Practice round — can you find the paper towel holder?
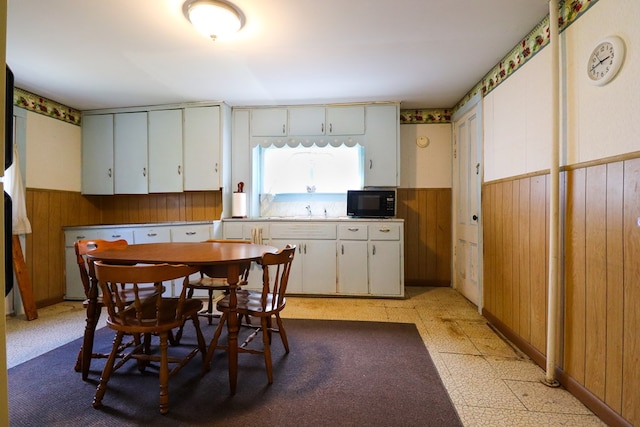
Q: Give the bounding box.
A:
[232,181,247,218]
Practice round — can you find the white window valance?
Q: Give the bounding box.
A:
[251,135,365,149]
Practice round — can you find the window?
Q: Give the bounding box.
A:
[260,144,363,195]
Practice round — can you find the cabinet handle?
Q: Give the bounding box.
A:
[186,231,196,236]
[111,234,121,238]
[143,167,147,177]
[147,232,157,237]
[329,123,333,133]
[321,123,324,133]
[215,163,218,173]
[379,227,390,233]
[369,159,373,169]
[347,227,359,232]
[178,165,181,175]
[76,235,86,240]
[341,244,344,255]
[282,124,286,134]
[372,245,376,255]
[108,168,112,178]
[304,244,307,254]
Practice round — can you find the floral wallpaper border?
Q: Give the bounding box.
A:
[401,0,600,124]
[13,87,81,126]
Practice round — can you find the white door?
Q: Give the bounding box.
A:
[452,98,483,308]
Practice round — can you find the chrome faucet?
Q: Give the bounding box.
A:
[306,205,312,216]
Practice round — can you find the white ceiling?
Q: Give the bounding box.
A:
[6,0,550,111]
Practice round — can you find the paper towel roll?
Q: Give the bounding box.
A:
[232,193,247,218]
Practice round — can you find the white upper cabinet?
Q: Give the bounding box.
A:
[183,105,222,191]
[287,105,365,136]
[288,107,326,136]
[148,109,183,193]
[82,114,114,195]
[364,104,399,187]
[251,108,287,136]
[114,112,148,194]
[326,105,364,135]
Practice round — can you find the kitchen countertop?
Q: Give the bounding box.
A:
[222,217,403,222]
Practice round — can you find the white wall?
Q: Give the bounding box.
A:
[484,0,639,181]
[25,111,81,191]
[399,123,452,188]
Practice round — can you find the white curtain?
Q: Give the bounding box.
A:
[4,143,31,235]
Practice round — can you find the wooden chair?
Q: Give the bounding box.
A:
[203,245,295,385]
[184,239,252,324]
[74,239,160,380]
[92,261,206,415]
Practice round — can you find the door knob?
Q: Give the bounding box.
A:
[472,215,478,221]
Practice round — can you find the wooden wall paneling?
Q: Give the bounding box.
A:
[622,158,640,425]
[528,175,547,354]
[564,168,586,383]
[510,179,521,334]
[482,183,494,314]
[518,178,531,341]
[494,183,504,321]
[502,180,514,330]
[584,165,607,399]
[397,189,418,282]
[436,189,452,283]
[47,191,64,302]
[425,190,437,280]
[605,161,624,413]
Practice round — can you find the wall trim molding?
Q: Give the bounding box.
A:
[13,87,81,126]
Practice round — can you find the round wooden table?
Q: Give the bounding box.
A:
[87,241,277,394]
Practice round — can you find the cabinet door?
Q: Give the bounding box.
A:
[364,104,399,187]
[288,107,325,136]
[183,106,221,191]
[148,109,183,193]
[338,241,368,294]
[301,240,337,294]
[326,105,364,135]
[114,112,148,194]
[368,240,402,296]
[81,114,114,195]
[251,108,287,136]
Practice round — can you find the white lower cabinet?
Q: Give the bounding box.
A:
[223,219,403,297]
[368,223,402,296]
[337,224,368,295]
[271,239,336,294]
[64,222,214,300]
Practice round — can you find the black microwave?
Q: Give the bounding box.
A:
[346,190,396,218]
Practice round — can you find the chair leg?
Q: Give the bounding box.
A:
[93,331,124,409]
[202,311,227,374]
[261,317,274,384]
[207,290,214,325]
[78,306,102,380]
[158,332,170,415]
[275,314,290,353]
[191,313,207,360]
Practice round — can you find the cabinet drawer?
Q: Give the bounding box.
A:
[368,224,400,240]
[337,224,368,240]
[170,224,211,242]
[98,228,134,242]
[64,229,101,247]
[270,223,336,239]
[133,227,171,243]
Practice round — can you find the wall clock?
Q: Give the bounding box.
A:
[416,136,429,148]
[587,36,625,86]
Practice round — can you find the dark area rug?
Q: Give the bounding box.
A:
[8,319,462,426]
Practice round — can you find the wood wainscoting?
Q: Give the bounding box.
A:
[396,188,451,287]
[482,157,640,427]
[22,189,222,307]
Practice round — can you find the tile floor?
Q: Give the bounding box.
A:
[5,287,607,426]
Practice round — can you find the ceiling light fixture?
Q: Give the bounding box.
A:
[182,0,245,41]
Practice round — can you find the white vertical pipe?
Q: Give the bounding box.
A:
[545,0,561,387]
